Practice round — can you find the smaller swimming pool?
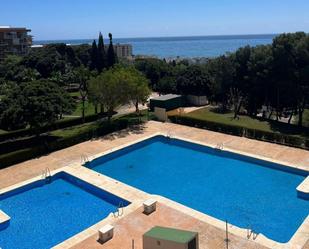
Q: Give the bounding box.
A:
[0,172,130,249]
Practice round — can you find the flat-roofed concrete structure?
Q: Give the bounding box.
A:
[143,226,198,249]
[0,26,32,61]
[149,94,183,111]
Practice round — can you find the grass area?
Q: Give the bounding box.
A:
[0,129,8,134]
[184,107,308,138]
[51,109,151,138]
[51,121,98,138]
[69,91,81,97]
[68,91,95,117]
[0,110,153,168]
[71,101,95,116]
[294,109,309,128]
[185,107,273,132]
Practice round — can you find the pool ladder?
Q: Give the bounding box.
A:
[42,167,52,183]
[247,226,258,240]
[166,131,174,139]
[111,201,124,218]
[80,154,89,165]
[216,142,224,151]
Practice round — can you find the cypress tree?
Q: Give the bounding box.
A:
[90,40,98,71]
[107,33,117,68]
[97,32,106,72]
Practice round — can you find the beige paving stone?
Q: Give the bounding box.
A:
[1,121,308,249]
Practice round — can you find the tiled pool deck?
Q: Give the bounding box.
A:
[0,121,308,249]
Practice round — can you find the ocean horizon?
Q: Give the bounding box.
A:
[33,34,277,58]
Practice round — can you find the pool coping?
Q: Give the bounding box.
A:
[0,132,308,249]
[79,132,309,249]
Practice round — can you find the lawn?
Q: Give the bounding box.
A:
[294,109,309,128]
[69,91,95,117]
[52,109,152,138]
[1,110,153,168]
[71,101,95,117]
[0,129,8,134]
[185,107,273,132]
[184,107,309,138]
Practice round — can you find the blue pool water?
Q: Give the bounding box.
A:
[88,136,309,243]
[0,172,129,249]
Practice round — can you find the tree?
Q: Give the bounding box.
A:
[272,32,309,125]
[90,40,98,71]
[88,66,150,119]
[246,45,273,116]
[176,65,211,96]
[97,32,106,72]
[107,33,117,68]
[126,67,151,113]
[0,81,75,131]
[134,58,171,88]
[208,55,236,111]
[88,66,130,120]
[74,66,91,122]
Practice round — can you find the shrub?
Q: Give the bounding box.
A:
[0,113,103,142]
[0,118,129,169]
[170,115,309,150]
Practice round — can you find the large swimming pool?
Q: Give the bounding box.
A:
[88,135,309,243]
[0,172,129,249]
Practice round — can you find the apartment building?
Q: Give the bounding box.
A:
[105,43,132,58]
[0,26,32,61]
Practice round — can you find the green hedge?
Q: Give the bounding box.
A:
[0,119,129,169]
[169,115,309,150]
[0,113,107,142]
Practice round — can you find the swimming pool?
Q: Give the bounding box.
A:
[0,172,129,249]
[88,135,309,243]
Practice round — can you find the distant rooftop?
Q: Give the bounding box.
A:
[0,26,31,32]
[151,94,182,101]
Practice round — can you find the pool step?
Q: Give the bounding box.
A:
[0,210,10,231]
[297,176,309,200]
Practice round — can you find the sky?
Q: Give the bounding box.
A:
[1,0,309,41]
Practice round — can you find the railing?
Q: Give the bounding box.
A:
[111,201,124,218]
[42,167,52,183]
[247,226,258,240]
[216,142,224,151]
[166,130,174,139]
[80,155,89,165]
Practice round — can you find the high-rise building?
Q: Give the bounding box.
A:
[0,26,32,61]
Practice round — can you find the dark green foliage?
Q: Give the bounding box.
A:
[135,32,309,127]
[107,33,117,68]
[0,113,102,142]
[90,40,98,71]
[97,32,106,72]
[0,112,149,168]
[176,65,211,96]
[0,81,75,131]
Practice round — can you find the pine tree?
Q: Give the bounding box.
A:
[107,33,117,68]
[97,32,106,72]
[90,40,98,71]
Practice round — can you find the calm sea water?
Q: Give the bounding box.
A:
[34,34,276,58]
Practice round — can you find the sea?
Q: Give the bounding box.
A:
[33,34,276,58]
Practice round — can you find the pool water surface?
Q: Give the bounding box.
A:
[88,136,309,243]
[0,172,129,249]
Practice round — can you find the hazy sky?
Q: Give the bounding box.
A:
[1,0,309,40]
